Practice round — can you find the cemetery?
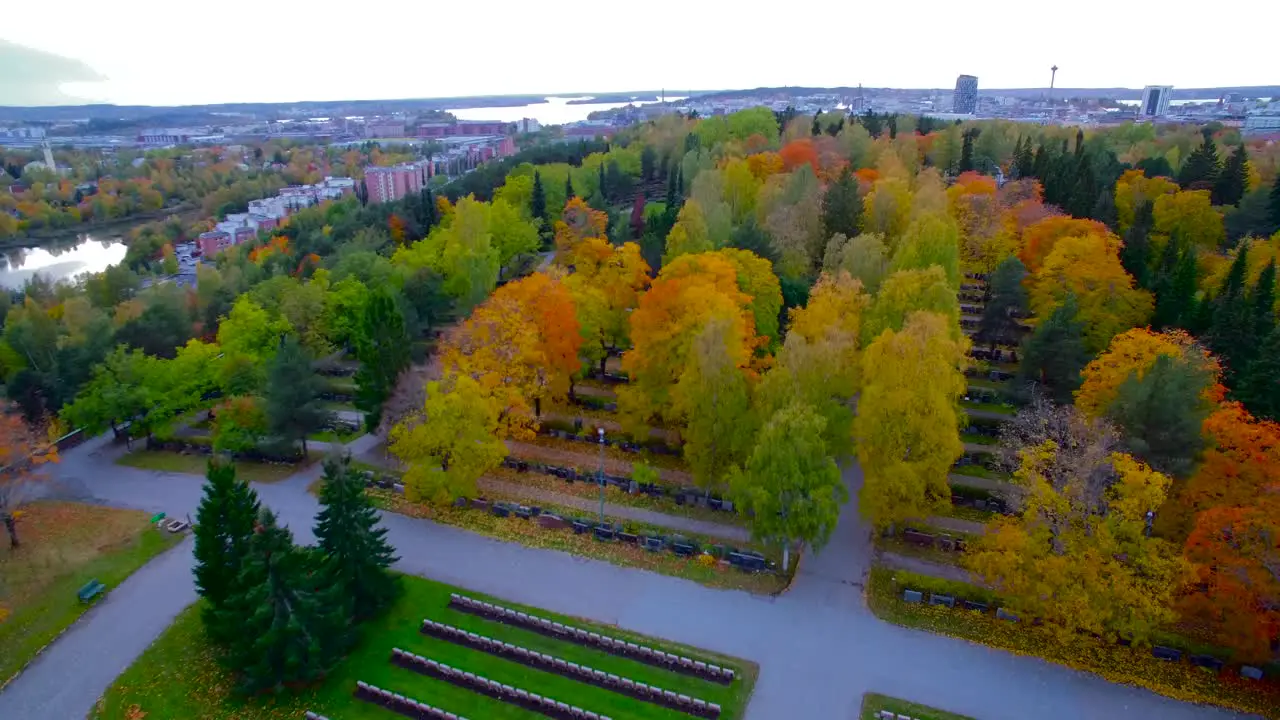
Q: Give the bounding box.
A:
[859,692,973,720]
[91,575,756,720]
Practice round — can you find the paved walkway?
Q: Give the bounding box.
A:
[476,475,751,543]
[0,434,1249,720]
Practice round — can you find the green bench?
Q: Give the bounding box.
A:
[77,579,106,603]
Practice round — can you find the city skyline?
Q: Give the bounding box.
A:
[3,0,1279,106]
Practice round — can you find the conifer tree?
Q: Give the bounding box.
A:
[978,256,1029,352]
[1270,178,1280,233]
[1237,325,1280,420]
[264,335,329,456]
[1018,294,1089,404]
[354,289,411,431]
[1121,201,1155,288]
[314,455,400,622]
[1251,259,1276,342]
[1207,244,1253,384]
[1152,240,1198,331]
[958,129,977,173]
[1032,143,1049,180]
[811,111,822,137]
[421,189,438,229]
[1178,129,1221,190]
[821,166,862,238]
[193,460,261,644]
[597,163,607,203]
[530,170,547,224]
[220,509,351,694]
[565,175,575,204]
[1011,137,1024,176]
[1213,144,1249,207]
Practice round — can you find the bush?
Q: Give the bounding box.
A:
[949,483,995,503]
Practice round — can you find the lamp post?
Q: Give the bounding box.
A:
[596,427,606,525]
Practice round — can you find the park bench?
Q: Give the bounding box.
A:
[78,579,106,603]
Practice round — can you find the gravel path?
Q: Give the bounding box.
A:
[505,439,694,484]
[0,433,1249,720]
[476,475,751,542]
[878,551,976,584]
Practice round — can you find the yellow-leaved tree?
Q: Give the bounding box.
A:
[855,311,967,529]
[965,443,1188,644]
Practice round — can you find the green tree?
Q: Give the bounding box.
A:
[565,175,575,205]
[389,373,507,504]
[811,111,822,137]
[1121,200,1154,288]
[1178,129,1220,190]
[1019,294,1090,404]
[193,460,261,645]
[1250,259,1276,344]
[958,128,978,173]
[888,214,962,289]
[218,508,351,694]
[1151,239,1199,331]
[821,166,862,239]
[1105,354,1215,477]
[1206,244,1252,384]
[1237,325,1280,420]
[977,256,1028,351]
[530,170,548,228]
[1213,144,1248,207]
[640,145,657,181]
[314,455,400,622]
[730,402,847,571]
[264,335,329,456]
[675,315,755,490]
[353,289,411,431]
[1270,178,1280,233]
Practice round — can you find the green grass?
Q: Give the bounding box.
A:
[876,534,966,567]
[92,574,757,720]
[948,463,1010,482]
[1,504,181,685]
[307,428,363,445]
[959,432,998,446]
[116,450,318,484]
[959,400,1016,417]
[941,503,997,524]
[860,692,974,720]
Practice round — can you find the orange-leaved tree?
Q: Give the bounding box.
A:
[564,238,651,375]
[1018,216,1112,274]
[1029,232,1153,353]
[554,197,607,260]
[1075,328,1223,419]
[1,408,59,549]
[1114,169,1177,236]
[1177,489,1280,662]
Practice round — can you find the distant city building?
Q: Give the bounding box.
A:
[953,75,978,114]
[365,121,405,139]
[1140,86,1174,117]
[197,230,232,257]
[365,162,428,204]
[416,121,509,138]
[1244,113,1280,136]
[137,129,193,145]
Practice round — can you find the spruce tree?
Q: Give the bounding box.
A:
[1010,137,1024,176]
[958,129,977,173]
[353,289,411,432]
[1107,354,1213,477]
[1270,178,1280,233]
[1018,294,1089,404]
[597,163,607,203]
[1251,259,1276,342]
[530,170,547,224]
[1032,144,1049,181]
[1213,144,1249,207]
[1121,201,1155,288]
[220,509,351,694]
[193,460,261,644]
[565,175,575,203]
[1237,325,1280,420]
[357,179,368,206]
[314,455,400,622]
[821,166,862,238]
[421,189,438,230]
[1207,244,1253,384]
[1178,129,1221,190]
[1067,153,1096,218]
[811,111,822,137]
[1152,239,1198,330]
[264,335,328,456]
[978,256,1029,352]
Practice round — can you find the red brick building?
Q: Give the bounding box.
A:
[417,121,510,138]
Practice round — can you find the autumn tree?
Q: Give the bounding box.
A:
[675,314,756,490]
[555,196,608,259]
[564,239,650,374]
[823,232,888,294]
[862,266,959,345]
[1018,216,1111,274]
[730,402,847,571]
[855,312,967,529]
[965,444,1187,644]
[663,199,713,263]
[888,213,962,289]
[0,410,57,548]
[389,373,506,504]
[977,256,1028,351]
[1029,232,1153,353]
[1177,490,1280,661]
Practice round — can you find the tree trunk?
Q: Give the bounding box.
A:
[599,355,607,377]
[301,436,308,457]
[4,515,19,549]
[782,543,790,573]
[534,397,542,418]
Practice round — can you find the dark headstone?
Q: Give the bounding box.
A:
[618,532,639,544]
[1190,655,1223,672]
[929,594,955,608]
[537,514,569,530]
[471,498,490,511]
[1151,646,1182,662]
[962,600,988,612]
[491,503,510,518]
[903,529,935,546]
[514,506,532,520]
[1241,666,1264,680]
[453,497,470,508]
[571,520,589,534]
[996,608,1018,622]
[593,527,615,542]
[903,590,923,603]
[672,542,696,557]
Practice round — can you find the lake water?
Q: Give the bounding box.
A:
[449,95,685,126]
[0,235,127,290]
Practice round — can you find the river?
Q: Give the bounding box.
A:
[449,95,685,126]
[0,234,126,290]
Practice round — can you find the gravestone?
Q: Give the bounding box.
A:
[1189,655,1223,672]
[903,529,935,546]
[1241,666,1264,680]
[672,542,696,557]
[571,520,590,534]
[903,590,923,603]
[537,514,569,530]
[471,498,490,511]
[1151,646,1181,662]
[618,532,639,544]
[491,503,510,518]
[593,526,615,542]
[453,497,469,508]
[996,608,1018,622]
[514,506,533,520]
[937,535,956,551]
[929,594,955,608]
[962,600,988,612]
[720,500,734,512]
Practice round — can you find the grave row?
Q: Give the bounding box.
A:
[303,713,331,720]
[875,711,921,720]
[353,680,467,720]
[499,457,733,511]
[900,528,968,553]
[449,593,735,684]
[458,497,773,574]
[900,586,1270,681]
[388,648,610,720]
[419,619,720,719]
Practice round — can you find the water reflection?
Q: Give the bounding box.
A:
[0,235,126,290]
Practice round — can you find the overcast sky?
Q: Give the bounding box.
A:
[4,0,1278,107]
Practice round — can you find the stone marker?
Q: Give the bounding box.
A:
[903,589,923,603]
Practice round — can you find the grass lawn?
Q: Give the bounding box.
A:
[116,449,320,484]
[860,692,973,720]
[876,534,967,567]
[959,432,998,446]
[0,502,181,685]
[866,566,1280,718]
[940,503,996,524]
[92,574,756,720]
[307,428,363,445]
[948,462,1010,482]
[959,400,1016,417]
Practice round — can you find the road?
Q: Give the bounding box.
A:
[0,434,1250,720]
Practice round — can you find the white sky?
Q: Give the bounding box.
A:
[5,0,1278,106]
